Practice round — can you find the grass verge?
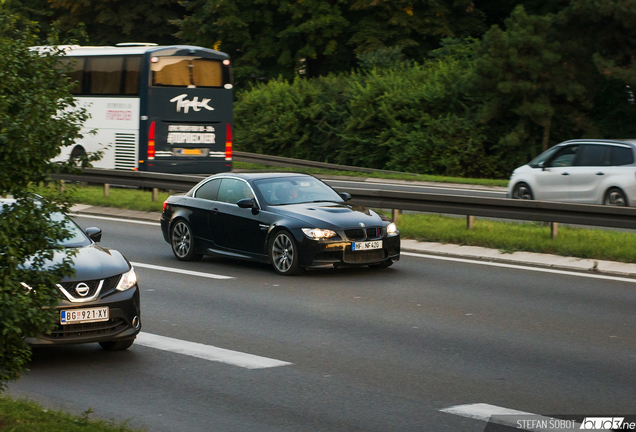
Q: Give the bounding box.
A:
[396,213,636,263]
[37,183,635,264]
[36,184,170,213]
[0,396,141,431]
[233,162,509,187]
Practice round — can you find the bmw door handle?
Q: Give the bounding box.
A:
[210,208,219,214]
[561,172,570,176]
[596,172,605,175]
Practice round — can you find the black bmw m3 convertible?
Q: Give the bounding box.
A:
[161,173,400,275]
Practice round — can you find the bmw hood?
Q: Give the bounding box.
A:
[41,244,131,283]
[272,202,386,229]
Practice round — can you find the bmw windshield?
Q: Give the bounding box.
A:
[254,177,343,205]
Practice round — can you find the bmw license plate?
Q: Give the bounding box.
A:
[352,240,382,251]
[60,307,109,325]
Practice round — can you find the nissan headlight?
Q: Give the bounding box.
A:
[302,228,337,240]
[387,223,398,236]
[116,267,137,291]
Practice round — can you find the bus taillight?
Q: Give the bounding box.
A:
[148,121,156,160]
[225,123,233,161]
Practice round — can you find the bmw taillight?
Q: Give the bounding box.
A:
[162,200,169,212]
[225,123,232,161]
[148,121,156,160]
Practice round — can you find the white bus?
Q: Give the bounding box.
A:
[54,43,234,174]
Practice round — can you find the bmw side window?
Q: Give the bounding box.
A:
[575,145,611,167]
[548,145,579,167]
[217,179,254,204]
[195,179,221,201]
[612,147,634,166]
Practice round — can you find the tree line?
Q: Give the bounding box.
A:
[5,0,636,176]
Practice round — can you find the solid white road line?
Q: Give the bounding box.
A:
[402,251,636,283]
[136,332,292,369]
[131,262,234,280]
[440,403,585,431]
[72,213,161,226]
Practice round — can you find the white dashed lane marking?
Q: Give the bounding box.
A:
[136,332,292,369]
[131,262,234,280]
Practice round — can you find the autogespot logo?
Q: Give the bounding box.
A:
[580,417,633,429]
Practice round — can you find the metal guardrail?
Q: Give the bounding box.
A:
[234,151,415,176]
[50,168,636,231]
[51,168,206,192]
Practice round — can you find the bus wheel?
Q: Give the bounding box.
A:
[70,146,86,166]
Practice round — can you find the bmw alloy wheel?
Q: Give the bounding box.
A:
[270,231,302,275]
[171,220,201,261]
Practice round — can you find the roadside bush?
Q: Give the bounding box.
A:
[234,52,501,177]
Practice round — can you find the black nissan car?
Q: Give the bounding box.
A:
[161,173,400,275]
[1,199,141,350]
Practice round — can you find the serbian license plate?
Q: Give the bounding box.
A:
[60,307,109,325]
[352,240,382,251]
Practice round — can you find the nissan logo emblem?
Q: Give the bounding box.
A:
[75,283,90,297]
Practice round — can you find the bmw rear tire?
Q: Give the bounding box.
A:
[171,220,202,261]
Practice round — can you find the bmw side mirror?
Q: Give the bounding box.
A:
[538,161,547,171]
[86,227,102,243]
[237,198,256,209]
[339,192,352,201]
[237,198,260,215]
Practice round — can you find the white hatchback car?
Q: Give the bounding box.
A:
[508,139,636,206]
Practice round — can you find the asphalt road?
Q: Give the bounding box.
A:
[8,215,635,432]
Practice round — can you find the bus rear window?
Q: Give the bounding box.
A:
[151,57,224,88]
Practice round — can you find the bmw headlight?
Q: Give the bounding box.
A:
[387,223,398,236]
[116,267,137,291]
[302,228,337,240]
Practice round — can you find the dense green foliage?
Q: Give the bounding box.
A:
[224,1,636,178]
[5,0,636,178]
[0,15,87,391]
[235,49,499,177]
[4,0,183,45]
[177,0,486,81]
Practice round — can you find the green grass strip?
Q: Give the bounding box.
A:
[0,396,141,431]
[36,184,170,213]
[396,213,636,263]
